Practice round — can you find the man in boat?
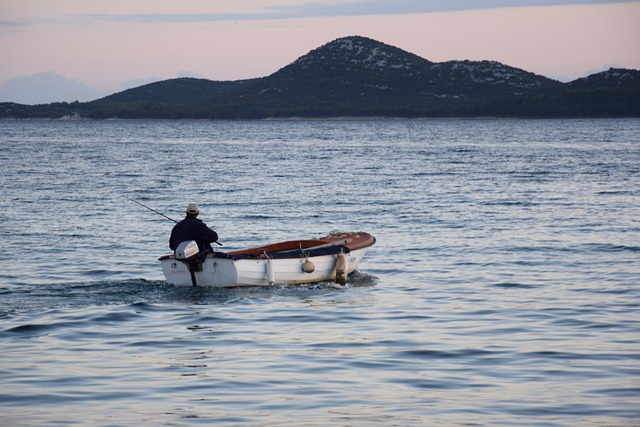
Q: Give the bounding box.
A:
[169,203,219,255]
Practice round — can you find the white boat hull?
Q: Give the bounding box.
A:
[160,248,369,287]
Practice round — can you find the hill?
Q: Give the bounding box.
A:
[88,78,257,119]
[1,36,639,119]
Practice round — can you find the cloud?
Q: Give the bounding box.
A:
[0,19,29,27]
[84,0,636,24]
[87,13,265,24]
[269,0,638,18]
[6,0,634,27]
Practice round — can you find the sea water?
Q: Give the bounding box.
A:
[1,118,639,426]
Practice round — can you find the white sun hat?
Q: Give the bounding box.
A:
[186,203,200,214]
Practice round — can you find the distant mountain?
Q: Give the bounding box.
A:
[0,72,105,105]
[1,36,638,118]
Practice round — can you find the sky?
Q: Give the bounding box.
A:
[1,0,640,95]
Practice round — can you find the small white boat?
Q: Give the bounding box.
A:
[159,232,376,287]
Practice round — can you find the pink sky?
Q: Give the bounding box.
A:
[1,1,639,92]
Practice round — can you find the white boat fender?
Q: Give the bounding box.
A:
[266,258,275,284]
[335,252,349,285]
[302,259,315,274]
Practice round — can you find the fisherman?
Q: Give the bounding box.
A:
[169,203,219,255]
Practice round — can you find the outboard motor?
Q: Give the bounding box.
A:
[175,240,202,286]
[175,240,200,261]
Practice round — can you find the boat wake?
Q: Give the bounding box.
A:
[1,271,377,316]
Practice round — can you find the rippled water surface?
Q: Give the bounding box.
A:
[1,119,639,426]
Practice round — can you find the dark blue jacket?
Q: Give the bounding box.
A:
[169,215,219,253]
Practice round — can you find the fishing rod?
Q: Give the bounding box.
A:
[123,195,178,223]
[123,196,223,246]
